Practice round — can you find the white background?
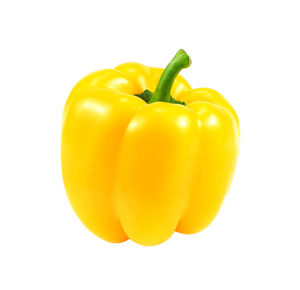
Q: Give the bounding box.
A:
[1,0,299,289]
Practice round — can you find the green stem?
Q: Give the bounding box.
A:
[148,49,191,104]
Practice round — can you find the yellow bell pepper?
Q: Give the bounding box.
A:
[61,49,239,246]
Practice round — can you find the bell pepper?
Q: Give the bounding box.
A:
[61,49,239,246]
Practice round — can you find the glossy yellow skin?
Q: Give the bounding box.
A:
[61,62,240,246]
